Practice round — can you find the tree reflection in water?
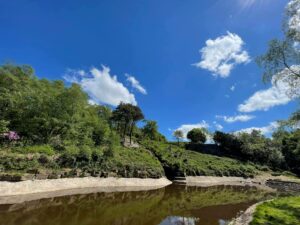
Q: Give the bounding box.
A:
[0,185,276,225]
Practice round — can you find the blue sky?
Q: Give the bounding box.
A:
[0,0,298,139]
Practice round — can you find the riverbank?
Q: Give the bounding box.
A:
[230,196,300,225]
[0,177,171,204]
[229,202,262,225]
[185,174,300,190]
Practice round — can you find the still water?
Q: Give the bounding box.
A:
[0,185,276,225]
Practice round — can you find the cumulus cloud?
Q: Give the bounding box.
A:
[230,85,236,91]
[216,114,255,123]
[238,66,300,113]
[125,74,147,95]
[194,32,250,78]
[176,121,210,138]
[234,122,279,136]
[64,66,137,106]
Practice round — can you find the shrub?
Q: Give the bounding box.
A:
[76,145,92,162]
[58,145,79,167]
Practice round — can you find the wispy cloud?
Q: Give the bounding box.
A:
[125,74,147,95]
[216,114,255,123]
[64,66,137,106]
[193,32,250,78]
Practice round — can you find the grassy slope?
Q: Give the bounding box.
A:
[251,196,300,225]
[0,140,260,179]
[141,140,258,177]
[0,146,165,178]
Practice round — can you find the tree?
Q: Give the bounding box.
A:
[213,131,242,157]
[111,103,144,144]
[173,130,184,145]
[282,129,300,174]
[187,128,206,144]
[0,64,110,147]
[142,120,158,139]
[257,0,300,128]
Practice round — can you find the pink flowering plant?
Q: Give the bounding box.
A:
[3,131,20,141]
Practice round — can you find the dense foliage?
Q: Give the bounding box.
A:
[187,128,207,144]
[0,64,166,179]
[213,130,288,170]
[142,140,257,178]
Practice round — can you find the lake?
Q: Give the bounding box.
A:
[0,184,277,225]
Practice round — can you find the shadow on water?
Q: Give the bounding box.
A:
[0,185,278,225]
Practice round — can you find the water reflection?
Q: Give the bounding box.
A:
[0,185,276,225]
[160,216,200,225]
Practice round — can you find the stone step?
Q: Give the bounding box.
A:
[173,180,187,184]
[173,177,186,180]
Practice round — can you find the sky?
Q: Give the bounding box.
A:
[0,0,298,140]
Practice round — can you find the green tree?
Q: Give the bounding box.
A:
[0,64,110,147]
[257,0,300,86]
[173,130,184,145]
[187,128,207,144]
[142,120,159,140]
[111,103,144,144]
[282,129,300,174]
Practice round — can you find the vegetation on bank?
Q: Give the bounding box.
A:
[251,196,300,225]
[142,140,257,178]
[0,63,299,180]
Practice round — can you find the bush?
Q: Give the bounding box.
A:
[58,145,79,167]
[76,145,92,162]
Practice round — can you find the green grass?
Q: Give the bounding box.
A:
[102,146,164,178]
[141,140,258,177]
[0,145,164,178]
[251,196,300,225]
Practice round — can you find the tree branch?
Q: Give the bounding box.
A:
[281,49,300,78]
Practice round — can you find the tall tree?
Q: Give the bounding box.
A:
[111,103,144,144]
[173,130,184,145]
[142,120,159,140]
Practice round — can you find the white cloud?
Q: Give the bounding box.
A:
[213,121,223,130]
[125,74,147,95]
[216,114,255,123]
[234,122,279,136]
[230,85,236,91]
[288,0,300,34]
[238,66,300,113]
[64,66,137,106]
[194,32,250,78]
[88,99,97,105]
[176,121,210,138]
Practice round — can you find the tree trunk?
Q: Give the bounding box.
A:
[129,123,134,144]
[123,123,127,142]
